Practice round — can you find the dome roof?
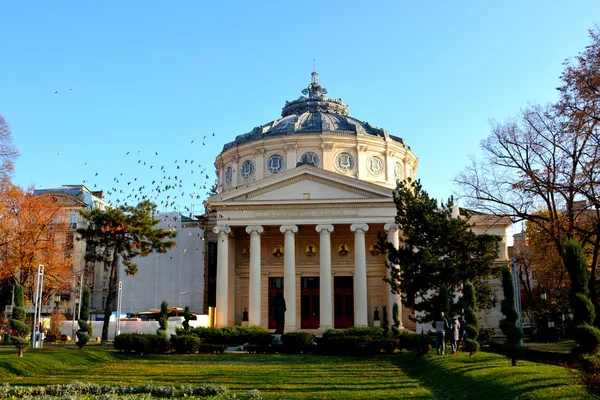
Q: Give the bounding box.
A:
[222,72,406,151]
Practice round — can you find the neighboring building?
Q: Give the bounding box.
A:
[204,71,512,333]
[119,212,204,315]
[32,184,111,317]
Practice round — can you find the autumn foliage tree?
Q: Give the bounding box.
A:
[0,180,73,298]
[77,200,177,345]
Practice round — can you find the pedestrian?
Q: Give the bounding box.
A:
[434,312,449,355]
[451,317,460,354]
[458,316,467,346]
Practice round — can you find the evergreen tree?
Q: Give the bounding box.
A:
[10,283,30,357]
[76,287,91,348]
[463,281,479,356]
[438,284,450,317]
[77,200,177,345]
[499,266,523,365]
[385,180,500,323]
[157,300,168,337]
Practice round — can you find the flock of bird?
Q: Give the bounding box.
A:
[79,133,219,218]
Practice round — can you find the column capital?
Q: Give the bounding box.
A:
[316,224,334,234]
[350,223,369,233]
[280,225,299,234]
[384,223,400,233]
[213,226,231,235]
[245,225,264,234]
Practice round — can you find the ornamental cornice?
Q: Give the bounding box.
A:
[212,201,394,212]
[283,144,298,152]
[321,143,335,150]
[232,173,388,201]
[230,154,240,163]
[252,148,265,156]
[357,144,369,152]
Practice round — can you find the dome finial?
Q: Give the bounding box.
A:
[302,62,327,99]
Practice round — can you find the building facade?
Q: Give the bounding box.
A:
[204,72,511,333]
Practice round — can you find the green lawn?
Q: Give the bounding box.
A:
[0,346,592,399]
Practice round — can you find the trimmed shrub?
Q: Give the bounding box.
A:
[376,337,400,353]
[157,300,168,338]
[477,327,495,347]
[186,326,270,345]
[341,326,383,338]
[392,303,401,335]
[10,283,29,357]
[381,306,389,336]
[183,306,191,331]
[113,333,169,355]
[170,334,202,354]
[573,324,600,355]
[77,287,91,349]
[463,280,480,356]
[281,332,315,353]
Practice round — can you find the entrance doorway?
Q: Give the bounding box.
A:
[334,276,354,328]
[268,277,284,330]
[301,277,320,329]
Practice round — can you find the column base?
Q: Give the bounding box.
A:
[373,320,381,327]
[284,324,297,333]
[241,321,249,327]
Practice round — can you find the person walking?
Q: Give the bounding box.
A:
[435,312,449,355]
[450,317,460,354]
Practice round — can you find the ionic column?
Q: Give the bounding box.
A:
[245,225,264,326]
[384,223,403,329]
[350,223,369,327]
[213,226,231,327]
[316,224,334,331]
[280,225,298,332]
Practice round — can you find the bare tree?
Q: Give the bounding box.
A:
[456,29,600,324]
[0,116,19,178]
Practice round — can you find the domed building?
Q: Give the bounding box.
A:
[204,72,509,333]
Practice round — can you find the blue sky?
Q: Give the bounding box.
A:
[1,1,598,219]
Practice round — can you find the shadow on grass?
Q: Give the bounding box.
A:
[392,351,589,400]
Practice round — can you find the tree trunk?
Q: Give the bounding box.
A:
[101,252,119,345]
[18,348,23,357]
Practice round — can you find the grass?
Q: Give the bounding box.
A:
[0,346,592,399]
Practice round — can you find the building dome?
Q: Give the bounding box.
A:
[215,72,418,192]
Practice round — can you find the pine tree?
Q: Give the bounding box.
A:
[77,200,176,345]
[10,283,30,357]
[385,179,500,323]
[76,287,91,348]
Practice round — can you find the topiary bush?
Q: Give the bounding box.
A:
[499,265,523,366]
[183,306,191,331]
[573,324,600,355]
[381,306,389,336]
[157,300,168,338]
[76,287,91,349]
[392,303,401,335]
[462,280,480,356]
[10,283,30,357]
[170,334,202,354]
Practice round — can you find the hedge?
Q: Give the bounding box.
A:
[113,333,170,355]
[184,326,270,345]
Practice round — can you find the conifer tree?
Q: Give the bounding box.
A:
[385,179,500,323]
[565,239,600,355]
[10,283,30,357]
[392,303,400,334]
[77,200,176,345]
[76,287,91,348]
[499,266,523,365]
[463,281,479,355]
[381,306,389,336]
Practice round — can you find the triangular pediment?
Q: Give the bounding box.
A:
[209,165,394,204]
